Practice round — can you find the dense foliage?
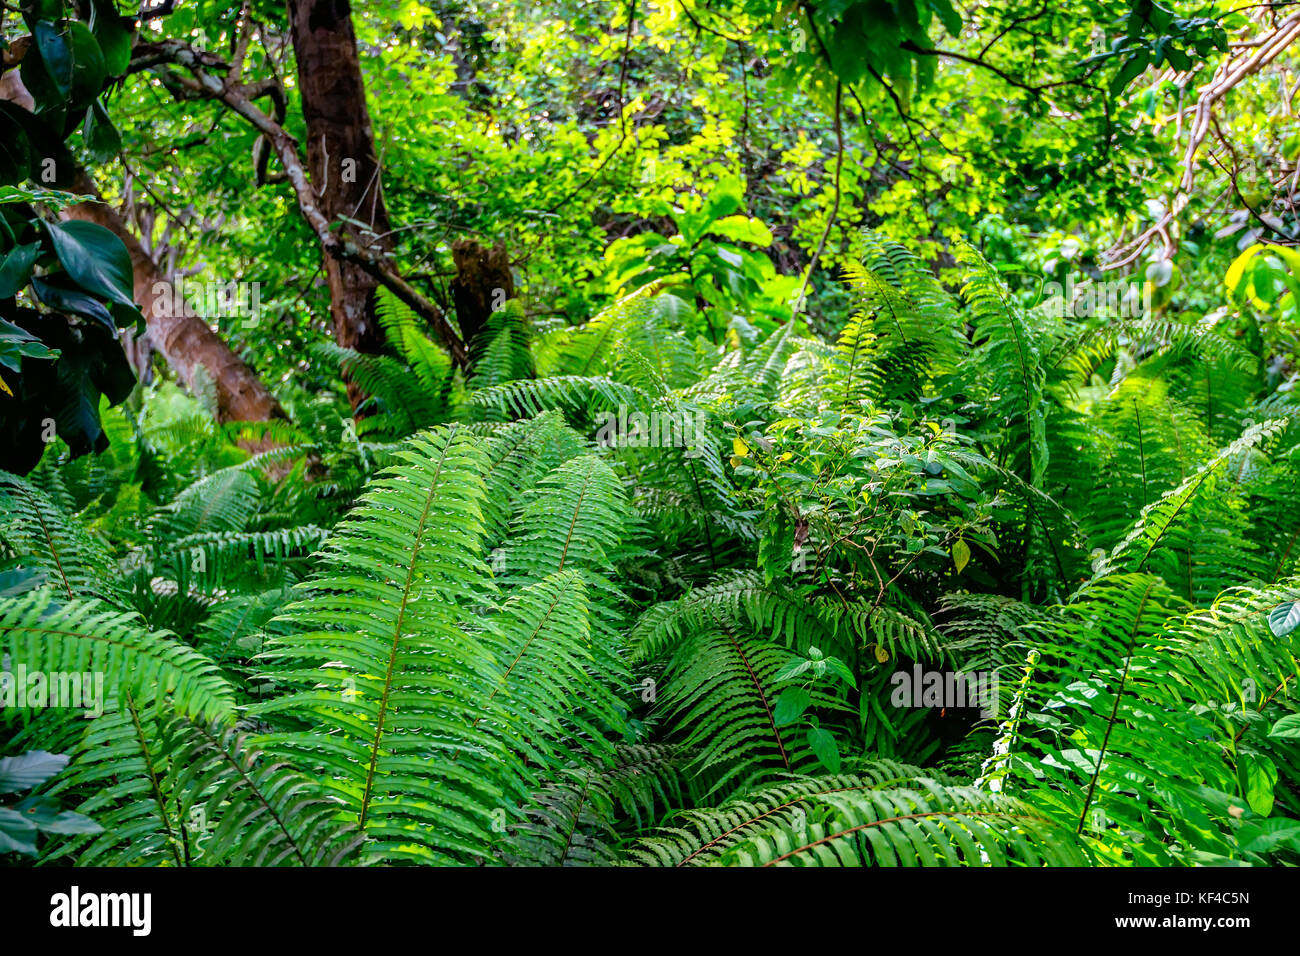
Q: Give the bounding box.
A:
[2,0,1299,867]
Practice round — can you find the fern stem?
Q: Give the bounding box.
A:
[556,771,596,865]
[556,465,596,573]
[19,482,73,599]
[686,457,717,571]
[480,587,566,713]
[1075,577,1156,835]
[125,692,186,868]
[189,721,312,867]
[717,616,788,770]
[678,783,892,866]
[1269,523,1300,584]
[358,427,456,830]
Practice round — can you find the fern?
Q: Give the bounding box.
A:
[0,471,123,602]
[631,763,1087,866]
[0,590,233,722]
[45,705,362,866]
[253,427,632,863]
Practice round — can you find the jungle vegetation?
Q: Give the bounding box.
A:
[1,0,1300,868]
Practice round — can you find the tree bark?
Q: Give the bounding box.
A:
[451,239,515,352]
[287,0,394,411]
[130,35,469,374]
[62,166,287,425]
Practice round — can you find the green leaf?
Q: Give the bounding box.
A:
[31,276,117,332]
[1109,49,1150,98]
[30,318,135,456]
[702,175,745,223]
[2,103,77,187]
[773,656,812,682]
[19,19,106,113]
[31,20,75,100]
[773,687,812,726]
[0,807,38,855]
[81,100,121,163]
[707,215,774,247]
[90,0,133,75]
[952,538,970,574]
[807,725,841,774]
[1268,601,1300,638]
[11,796,103,835]
[0,317,56,372]
[1237,818,1300,855]
[39,21,108,109]
[0,242,40,298]
[824,655,858,689]
[1267,714,1300,740]
[928,0,963,37]
[0,750,69,793]
[1237,751,1277,817]
[44,219,136,307]
[0,104,32,186]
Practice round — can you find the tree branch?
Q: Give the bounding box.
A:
[134,39,469,367]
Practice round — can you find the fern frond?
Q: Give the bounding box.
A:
[468,375,651,420]
[252,427,507,863]
[1089,418,1288,589]
[0,590,233,722]
[0,471,122,602]
[630,762,1085,866]
[254,428,632,864]
[45,705,362,866]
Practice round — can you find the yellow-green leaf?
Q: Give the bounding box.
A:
[952,539,970,575]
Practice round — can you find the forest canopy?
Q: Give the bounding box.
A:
[1,0,1299,870]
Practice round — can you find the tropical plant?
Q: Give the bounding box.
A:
[4,226,1298,868]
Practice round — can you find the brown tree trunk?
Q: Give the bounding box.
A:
[451,239,515,352]
[287,0,393,411]
[63,167,287,425]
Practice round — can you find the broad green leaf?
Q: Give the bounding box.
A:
[1268,601,1300,638]
[773,657,811,682]
[32,276,117,332]
[1267,714,1300,739]
[0,807,38,855]
[952,538,970,574]
[44,220,136,307]
[0,750,69,794]
[1237,751,1277,817]
[90,0,134,75]
[773,687,812,726]
[807,725,841,774]
[0,243,40,298]
[0,318,56,372]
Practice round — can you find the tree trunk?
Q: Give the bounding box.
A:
[287,0,394,411]
[63,167,287,425]
[451,239,515,353]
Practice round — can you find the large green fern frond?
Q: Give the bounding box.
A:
[0,590,233,722]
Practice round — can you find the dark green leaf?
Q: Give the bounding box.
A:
[44,219,136,307]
